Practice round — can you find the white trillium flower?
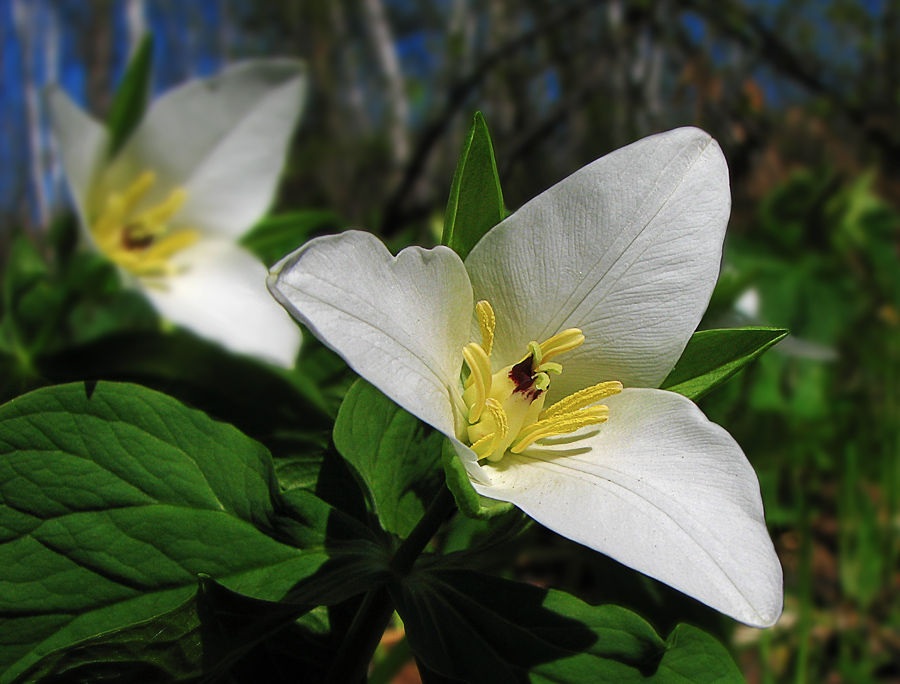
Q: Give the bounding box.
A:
[48,60,305,367]
[268,127,784,627]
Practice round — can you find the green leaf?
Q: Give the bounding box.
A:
[392,569,745,684]
[240,210,346,266]
[0,381,381,683]
[106,34,154,158]
[0,236,57,393]
[442,112,505,260]
[333,380,445,537]
[11,575,336,684]
[660,327,788,400]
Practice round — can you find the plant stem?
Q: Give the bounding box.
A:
[326,484,457,683]
[325,586,395,684]
[390,484,456,575]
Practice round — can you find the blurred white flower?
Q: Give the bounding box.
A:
[268,127,783,627]
[49,60,306,367]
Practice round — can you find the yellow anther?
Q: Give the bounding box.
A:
[539,328,585,362]
[510,406,610,454]
[476,300,495,356]
[89,171,193,278]
[470,432,497,459]
[461,301,621,463]
[482,398,509,461]
[142,230,200,263]
[134,188,187,227]
[120,171,156,213]
[468,397,510,460]
[462,343,492,423]
[541,380,623,420]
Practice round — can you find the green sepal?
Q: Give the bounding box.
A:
[442,112,505,260]
[441,438,512,519]
[660,327,788,400]
[106,34,154,158]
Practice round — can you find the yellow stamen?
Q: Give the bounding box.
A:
[470,432,496,459]
[470,398,509,460]
[459,301,621,463]
[476,300,495,356]
[462,343,492,423]
[142,230,199,262]
[89,172,193,279]
[511,406,610,454]
[134,188,187,228]
[528,341,543,366]
[539,328,585,362]
[541,380,623,420]
[119,171,156,214]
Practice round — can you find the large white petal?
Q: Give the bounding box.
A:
[100,60,307,239]
[465,127,730,399]
[268,230,473,439]
[144,240,301,367]
[473,388,783,627]
[46,87,108,228]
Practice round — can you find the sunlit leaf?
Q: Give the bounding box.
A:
[333,380,445,537]
[0,381,380,683]
[442,112,505,260]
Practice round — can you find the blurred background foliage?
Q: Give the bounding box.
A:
[2,0,900,682]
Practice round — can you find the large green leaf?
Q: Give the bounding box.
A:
[10,569,385,684]
[0,382,381,683]
[333,380,445,538]
[660,327,788,400]
[106,34,154,158]
[442,112,505,260]
[392,569,744,684]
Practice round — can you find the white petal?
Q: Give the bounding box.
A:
[46,87,108,226]
[268,230,473,439]
[473,388,783,627]
[144,240,301,367]
[465,127,731,399]
[100,60,307,239]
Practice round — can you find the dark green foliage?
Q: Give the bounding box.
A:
[392,569,745,684]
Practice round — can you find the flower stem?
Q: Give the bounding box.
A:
[326,484,456,683]
[390,484,456,575]
[325,586,394,684]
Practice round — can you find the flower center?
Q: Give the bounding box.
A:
[90,171,199,279]
[461,300,623,462]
